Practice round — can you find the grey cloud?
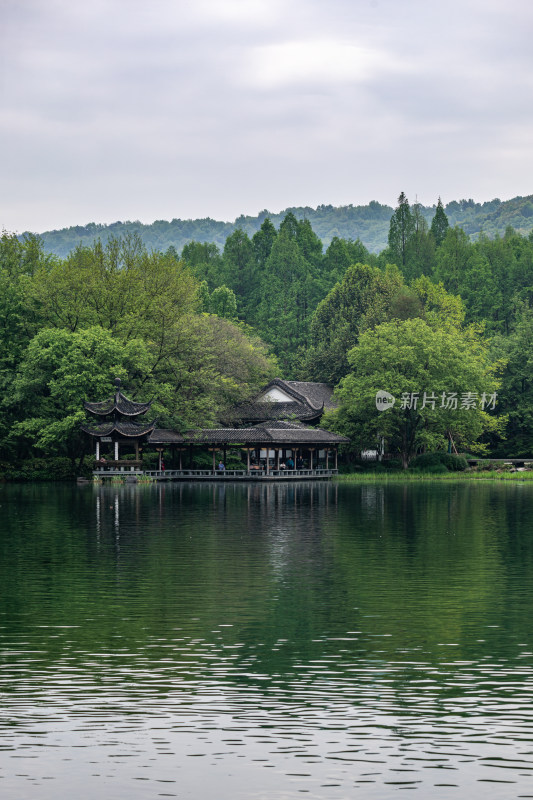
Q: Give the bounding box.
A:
[2,0,533,232]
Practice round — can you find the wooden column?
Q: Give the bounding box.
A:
[96,440,100,461]
[246,448,251,470]
[334,448,338,470]
[326,448,329,470]
[275,448,280,470]
[309,448,314,470]
[179,449,183,470]
[212,448,216,473]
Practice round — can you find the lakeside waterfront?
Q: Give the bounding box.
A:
[3,467,533,484]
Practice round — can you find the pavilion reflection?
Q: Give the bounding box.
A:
[90,480,340,552]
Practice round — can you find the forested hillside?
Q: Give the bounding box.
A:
[23,194,533,258]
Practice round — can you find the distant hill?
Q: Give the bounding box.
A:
[23,195,533,258]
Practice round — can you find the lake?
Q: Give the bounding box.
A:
[1,480,533,799]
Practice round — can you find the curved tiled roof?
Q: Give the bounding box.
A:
[280,381,337,411]
[81,420,156,438]
[233,380,337,424]
[234,400,318,423]
[85,392,152,417]
[183,422,348,446]
[148,429,186,444]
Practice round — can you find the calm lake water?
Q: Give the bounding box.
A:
[1,480,533,800]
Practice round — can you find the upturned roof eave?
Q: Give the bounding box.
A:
[81,421,157,438]
[84,393,152,417]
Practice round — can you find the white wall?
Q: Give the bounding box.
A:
[257,387,294,403]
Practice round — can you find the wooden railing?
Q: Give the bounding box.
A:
[142,468,338,479]
[93,460,143,472]
[92,464,338,480]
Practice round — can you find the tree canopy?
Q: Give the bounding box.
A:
[328,318,503,467]
[0,232,277,470]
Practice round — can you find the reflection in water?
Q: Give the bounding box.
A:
[1,480,533,799]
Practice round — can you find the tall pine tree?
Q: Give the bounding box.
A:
[430,197,450,246]
[388,192,415,269]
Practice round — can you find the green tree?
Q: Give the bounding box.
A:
[301,263,407,385]
[457,250,502,327]
[31,234,199,343]
[221,229,255,316]
[345,238,371,266]
[151,313,277,429]
[208,286,238,319]
[278,211,300,240]
[8,326,152,467]
[411,275,465,329]
[405,202,436,279]
[252,218,277,270]
[430,197,450,246]
[0,233,55,455]
[321,237,369,287]
[295,218,323,268]
[474,232,518,333]
[256,231,313,373]
[181,241,223,286]
[491,309,533,455]
[249,218,278,315]
[433,225,473,294]
[6,315,276,465]
[503,228,533,312]
[388,192,416,269]
[197,280,211,313]
[328,318,502,467]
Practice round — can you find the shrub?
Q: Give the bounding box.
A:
[439,453,468,471]
[383,458,403,470]
[0,457,84,482]
[410,453,442,470]
[410,452,468,472]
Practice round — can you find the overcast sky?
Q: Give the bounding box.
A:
[2,0,532,233]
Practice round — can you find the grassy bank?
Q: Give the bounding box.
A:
[336,470,533,483]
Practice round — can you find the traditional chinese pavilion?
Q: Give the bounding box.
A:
[82,378,156,468]
[82,378,348,480]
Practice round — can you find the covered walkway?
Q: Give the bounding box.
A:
[92,421,348,480]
